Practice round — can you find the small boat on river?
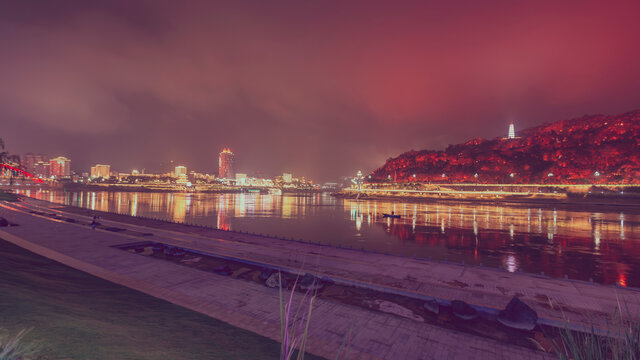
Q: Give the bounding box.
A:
[382,213,401,219]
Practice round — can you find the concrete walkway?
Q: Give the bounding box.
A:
[0,198,570,359]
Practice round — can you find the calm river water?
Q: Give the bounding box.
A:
[14,189,640,287]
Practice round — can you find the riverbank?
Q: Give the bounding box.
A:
[334,187,640,210]
[1,183,323,195]
[7,197,640,326]
[0,197,564,359]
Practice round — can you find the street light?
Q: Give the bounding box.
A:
[354,170,364,191]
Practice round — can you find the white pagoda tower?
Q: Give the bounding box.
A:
[508,123,515,139]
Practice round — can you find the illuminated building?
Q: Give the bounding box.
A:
[90,164,111,179]
[282,173,293,183]
[49,156,71,177]
[218,148,234,179]
[189,171,216,183]
[21,153,47,173]
[174,165,187,177]
[508,123,515,139]
[33,161,50,178]
[235,173,247,186]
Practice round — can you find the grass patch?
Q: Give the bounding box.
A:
[0,238,325,360]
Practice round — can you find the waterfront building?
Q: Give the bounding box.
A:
[33,161,50,178]
[49,156,71,177]
[21,153,47,173]
[90,164,111,179]
[176,174,189,184]
[235,173,247,186]
[322,182,340,189]
[189,171,216,183]
[282,173,293,183]
[174,165,187,177]
[218,148,234,179]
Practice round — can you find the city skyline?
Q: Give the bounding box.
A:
[9,108,639,184]
[2,1,640,182]
[17,147,309,181]
[10,120,522,180]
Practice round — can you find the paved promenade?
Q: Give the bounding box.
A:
[0,197,616,359]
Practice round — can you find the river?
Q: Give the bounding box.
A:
[13,188,640,287]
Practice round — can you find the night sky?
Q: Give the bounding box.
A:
[2,0,640,181]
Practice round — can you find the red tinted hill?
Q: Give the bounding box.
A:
[371,110,640,184]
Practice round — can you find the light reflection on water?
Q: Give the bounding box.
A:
[15,189,640,287]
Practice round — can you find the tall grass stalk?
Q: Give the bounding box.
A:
[553,298,640,360]
[279,272,317,360]
[0,329,38,360]
[334,323,358,360]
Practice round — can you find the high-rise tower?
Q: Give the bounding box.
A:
[49,156,71,177]
[218,149,234,179]
[174,165,187,177]
[508,123,515,139]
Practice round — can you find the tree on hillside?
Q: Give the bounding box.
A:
[0,138,23,185]
[0,138,20,165]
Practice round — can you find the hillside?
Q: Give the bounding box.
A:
[371,110,640,184]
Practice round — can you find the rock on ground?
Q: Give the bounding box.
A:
[451,300,478,321]
[497,296,538,331]
[369,300,424,322]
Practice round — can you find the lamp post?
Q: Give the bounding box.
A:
[355,170,364,191]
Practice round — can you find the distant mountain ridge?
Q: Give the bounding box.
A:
[371,110,640,184]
